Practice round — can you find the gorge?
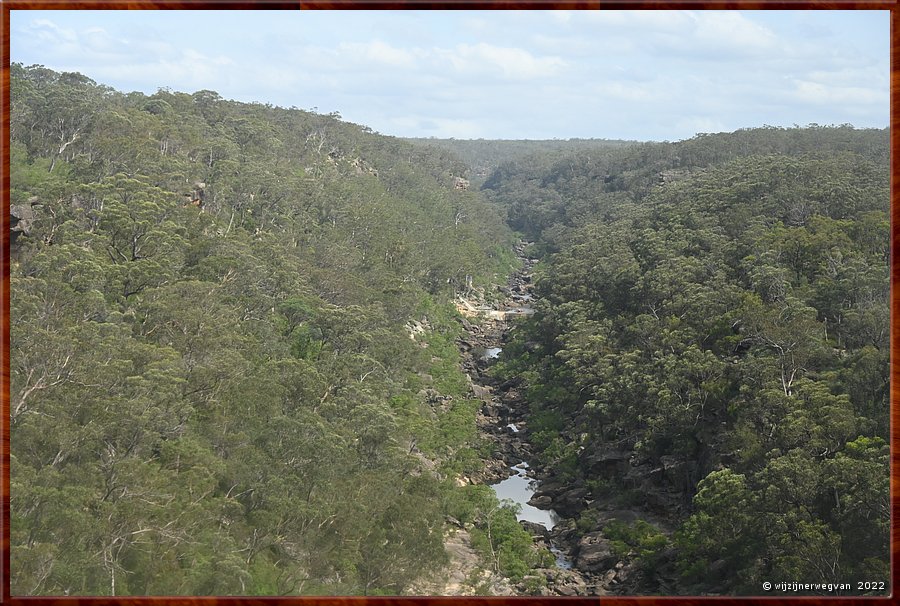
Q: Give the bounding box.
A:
[9,65,890,597]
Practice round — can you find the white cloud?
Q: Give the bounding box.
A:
[792,80,885,106]
[339,40,416,68]
[89,52,233,92]
[18,16,235,93]
[81,27,121,53]
[437,43,566,80]
[10,11,888,140]
[30,18,77,43]
[688,11,777,52]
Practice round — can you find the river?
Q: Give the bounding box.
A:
[478,315,574,570]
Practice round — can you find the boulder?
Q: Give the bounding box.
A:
[575,532,617,572]
[500,388,522,403]
[471,384,493,401]
[10,202,37,244]
[457,316,474,331]
[520,520,550,539]
[556,583,585,596]
[445,515,464,528]
[498,377,523,390]
[418,388,441,404]
[532,479,565,497]
[582,449,631,475]
[528,494,553,508]
[554,487,588,517]
[623,462,656,488]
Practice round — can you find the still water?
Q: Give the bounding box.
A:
[483,342,572,569]
[490,462,572,569]
[490,462,560,529]
[483,347,503,360]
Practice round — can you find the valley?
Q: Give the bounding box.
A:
[8,64,890,597]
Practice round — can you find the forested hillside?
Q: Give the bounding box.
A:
[8,63,890,597]
[9,64,519,595]
[485,126,890,594]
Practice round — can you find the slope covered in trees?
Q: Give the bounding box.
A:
[9,64,524,595]
[485,126,890,594]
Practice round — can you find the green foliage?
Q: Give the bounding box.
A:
[469,502,540,582]
[522,574,547,595]
[442,486,554,584]
[604,520,668,571]
[9,66,515,596]
[11,65,888,597]
[484,125,889,594]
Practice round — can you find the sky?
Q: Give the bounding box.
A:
[9,10,890,142]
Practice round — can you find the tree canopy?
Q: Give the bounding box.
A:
[10,64,516,596]
[486,125,889,595]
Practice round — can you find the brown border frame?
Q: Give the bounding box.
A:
[0,2,896,605]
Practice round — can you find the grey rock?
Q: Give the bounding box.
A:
[556,583,582,596]
[528,494,553,508]
[10,202,37,242]
[471,383,493,401]
[557,487,588,510]
[520,520,550,539]
[575,532,617,572]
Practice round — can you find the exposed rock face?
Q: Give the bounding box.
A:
[582,449,631,475]
[519,520,550,540]
[406,528,516,596]
[553,487,588,517]
[10,197,39,245]
[528,494,553,508]
[574,532,618,572]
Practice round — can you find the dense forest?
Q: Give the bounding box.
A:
[9,64,890,596]
[483,125,890,593]
[9,64,532,596]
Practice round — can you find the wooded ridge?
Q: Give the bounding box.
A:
[481,124,889,594]
[10,64,517,596]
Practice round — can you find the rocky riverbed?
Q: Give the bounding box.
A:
[411,242,682,596]
[446,245,601,596]
[450,242,681,597]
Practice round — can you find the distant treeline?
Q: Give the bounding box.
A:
[403,137,637,185]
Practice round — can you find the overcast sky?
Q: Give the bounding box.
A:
[10,10,889,141]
